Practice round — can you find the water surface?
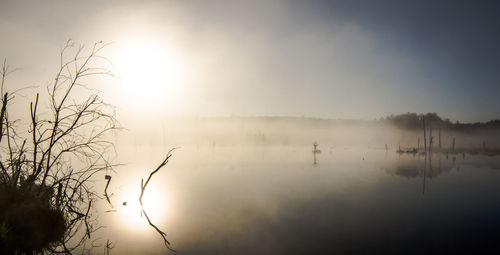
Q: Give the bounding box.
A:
[101,147,500,254]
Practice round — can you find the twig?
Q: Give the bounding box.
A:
[104,174,113,206]
[139,148,178,252]
[84,200,92,238]
[104,239,115,255]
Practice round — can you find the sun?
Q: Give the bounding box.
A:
[117,182,170,231]
[113,39,182,107]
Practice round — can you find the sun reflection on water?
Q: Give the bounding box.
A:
[116,183,170,231]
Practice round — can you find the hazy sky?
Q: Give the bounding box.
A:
[1,0,499,122]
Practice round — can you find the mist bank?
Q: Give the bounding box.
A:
[385,113,500,150]
[120,114,500,149]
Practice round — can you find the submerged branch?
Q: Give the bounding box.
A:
[104,174,113,207]
[138,148,178,252]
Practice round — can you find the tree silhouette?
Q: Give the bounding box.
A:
[0,40,119,254]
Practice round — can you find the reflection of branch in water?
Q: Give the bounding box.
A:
[139,148,178,253]
[104,174,113,207]
[429,152,433,178]
[104,239,115,255]
[422,154,426,195]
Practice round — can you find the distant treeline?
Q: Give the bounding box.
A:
[383,113,500,132]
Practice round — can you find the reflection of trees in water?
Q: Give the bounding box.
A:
[383,154,452,179]
[383,153,500,179]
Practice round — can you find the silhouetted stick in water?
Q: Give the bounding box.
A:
[423,116,427,153]
[104,239,115,255]
[139,148,178,253]
[104,174,113,206]
[422,154,427,195]
[438,128,442,150]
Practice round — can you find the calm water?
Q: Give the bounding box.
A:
[99,147,500,254]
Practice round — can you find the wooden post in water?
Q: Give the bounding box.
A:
[422,116,427,153]
[312,142,320,166]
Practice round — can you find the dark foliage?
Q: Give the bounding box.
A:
[0,182,66,254]
[384,112,500,133]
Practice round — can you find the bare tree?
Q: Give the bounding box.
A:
[0,40,119,254]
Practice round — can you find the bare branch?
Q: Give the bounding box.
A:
[139,148,178,252]
[0,42,120,254]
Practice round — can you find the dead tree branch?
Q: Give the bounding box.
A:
[139,148,178,253]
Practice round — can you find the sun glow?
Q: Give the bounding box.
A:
[117,182,170,230]
[113,39,184,110]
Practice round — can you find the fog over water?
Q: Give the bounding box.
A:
[123,116,500,149]
[93,117,500,254]
[96,147,500,254]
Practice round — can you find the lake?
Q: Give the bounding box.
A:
[97,146,500,254]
